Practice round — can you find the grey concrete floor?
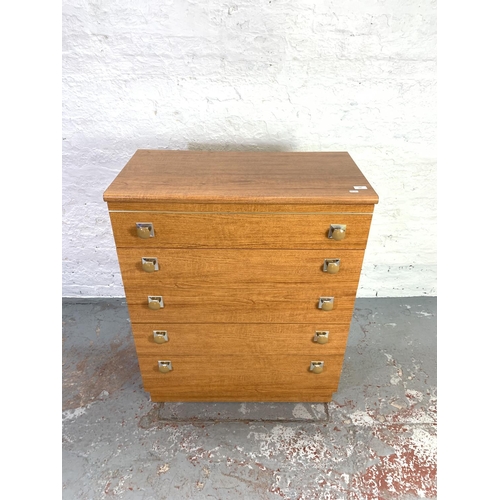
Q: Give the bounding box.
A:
[62,297,436,500]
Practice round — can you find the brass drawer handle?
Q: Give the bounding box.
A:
[310,361,324,374]
[323,259,341,274]
[328,224,346,241]
[158,360,172,373]
[153,330,168,344]
[314,331,329,344]
[136,222,154,239]
[148,296,164,310]
[142,257,158,273]
[318,297,334,311]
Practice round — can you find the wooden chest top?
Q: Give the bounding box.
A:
[103,150,378,205]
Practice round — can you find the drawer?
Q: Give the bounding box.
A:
[117,249,365,288]
[131,323,351,356]
[124,286,357,324]
[138,354,344,394]
[109,212,373,249]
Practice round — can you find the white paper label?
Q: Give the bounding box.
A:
[353,185,368,190]
[349,190,359,193]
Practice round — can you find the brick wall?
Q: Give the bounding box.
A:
[62,0,436,297]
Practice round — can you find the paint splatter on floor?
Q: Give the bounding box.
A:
[62,298,437,499]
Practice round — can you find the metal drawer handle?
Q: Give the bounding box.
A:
[142,257,158,272]
[158,360,172,373]
[328,224,346,241]
[314,331,329,344]
[148,296,164,310]
[136,222,154,239]
[318,297,334,311]
[323,259,341,274]
[153,330,168,344]
[310,361,324,374]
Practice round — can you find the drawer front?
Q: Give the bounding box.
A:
[138,354,343,393]
[109,212,372,249]
[131,323,351,356]
[117,249,365,288]
[124,286,357,324]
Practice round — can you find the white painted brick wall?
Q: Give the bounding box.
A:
[62,0,436,297]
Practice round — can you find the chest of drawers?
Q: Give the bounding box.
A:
[103,150,378,402]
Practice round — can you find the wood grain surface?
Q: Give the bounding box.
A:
[138,354,343,395]
[148,388,336,403]
[107,202,374,213]
[103,150,379,205]
[131,323,351,356]
[124,286,357,324]
[116,249,365,288]
[109,212,373,249]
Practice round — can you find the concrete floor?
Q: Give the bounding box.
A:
[62,297,436,500]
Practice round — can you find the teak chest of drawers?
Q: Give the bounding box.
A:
[103,150,378,402]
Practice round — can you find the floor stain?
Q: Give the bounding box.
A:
[62,337,137,411]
